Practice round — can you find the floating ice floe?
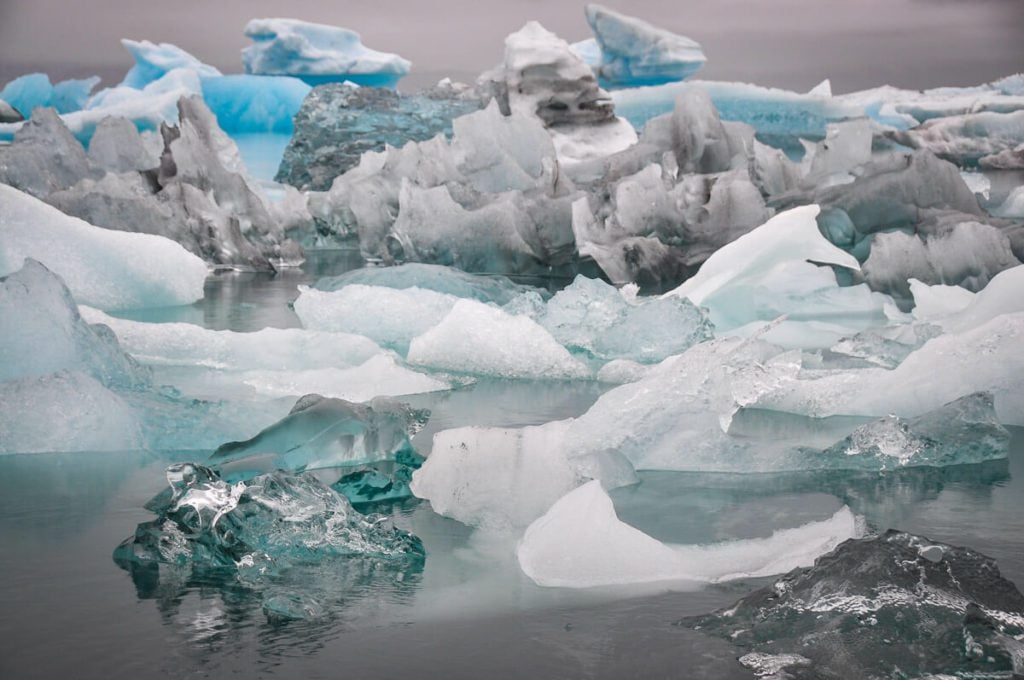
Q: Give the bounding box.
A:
[242,18,411,88]
[0,184,207,310]
[572,4,705,88]
[680,530,1024,679]
[516,481,861,588]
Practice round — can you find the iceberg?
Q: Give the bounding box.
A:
[242,18,411,88]
[210,394,428,475]
[0,261,148,387]
[0,107,97,198]
[0,98,23,123]
[118,39,221,89]
[113,463,425,573]
[680,531,1024,679]
[199,74,311,134]
[407,299,590,380]
[85,116,162,173]
[276,82,481,191]
[517,481,861,588]
[572,4,706,87]
[0,183,208,310]
[0,370,144,454]
[993,184,1024,218]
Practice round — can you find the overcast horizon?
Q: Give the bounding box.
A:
[1,0,1022,94]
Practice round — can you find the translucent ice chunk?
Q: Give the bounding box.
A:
[516,481,860,587]
[210,393,429,473]
[813,392,1010,469]
[0,370,144,454]
[113,463,424,572]
[536,275,713,363]
[407,299,590,379]
[0,184,208,310]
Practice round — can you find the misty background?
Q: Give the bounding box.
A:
[0,0,1021,93]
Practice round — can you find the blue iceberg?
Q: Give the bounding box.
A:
[572,4,706,88]
[118,39,221,89]
[242,18,411,88]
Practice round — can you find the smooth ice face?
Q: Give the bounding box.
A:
[200,74,311,134]
[993,185,1024,218]
[294,284,459,354]
[316,263,537,306]
[114,463,424,572]
[909,279,977,320]
[410,421,584,531]
[0,184,208,310]
[663,205,894,345]
[573,4,706,87]
[210,394,428,474]
[813,392,1010,470]
[407,299,590,380]
[0,262,147,387]
[242,18,411,86]
[0,370,144,454]
[118,39,221,89]
[532,275,714,363]
[680,531,1024,679]
[516,481,860,588]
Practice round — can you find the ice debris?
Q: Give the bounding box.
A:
[571,4,706,87]
[679,530,1024,679]
[0,184,208,310]
[516,481,861,588]
[243,18,411,88]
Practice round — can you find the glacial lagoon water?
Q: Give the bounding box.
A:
[2,256,1023,679]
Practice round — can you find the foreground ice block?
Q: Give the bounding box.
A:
[573,4,706,87]
[210,394,428,474]
[517,481,860,587]
[242,18,411,87]
[680,531,1024,679]
[0,184,207,310]
[114,463,424,573]
[407,299,590,379]
[0,261,147,387]
[0,370,144,454]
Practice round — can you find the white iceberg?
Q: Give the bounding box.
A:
[0,184,207,310]
[118,39,221,89]
[517,481,860,588]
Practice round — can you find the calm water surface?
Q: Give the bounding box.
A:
[2,256,1022,679]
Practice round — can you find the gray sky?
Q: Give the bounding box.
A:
[1,0,1021,93]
